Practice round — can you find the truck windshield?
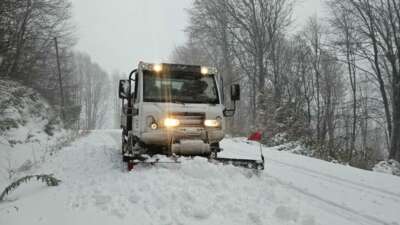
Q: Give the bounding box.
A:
[143,71,220,104]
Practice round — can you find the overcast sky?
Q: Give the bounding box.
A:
[70,0,323,75]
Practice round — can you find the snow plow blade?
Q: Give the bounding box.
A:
[123,154,264,170]
[213,157,264,170]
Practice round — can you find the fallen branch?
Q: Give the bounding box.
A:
[0,174,61,202]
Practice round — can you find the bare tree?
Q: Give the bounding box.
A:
[73,53,111,130]
[328,0,400,162]
[0,0,78,126]
[329,1,359,161]
[173,0,398,168]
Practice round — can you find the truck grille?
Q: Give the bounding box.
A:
[170,112,205,127]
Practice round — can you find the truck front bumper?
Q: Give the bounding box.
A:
[140,127,224,146]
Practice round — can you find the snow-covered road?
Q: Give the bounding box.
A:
[1,130,399,225]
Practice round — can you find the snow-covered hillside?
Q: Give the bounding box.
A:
[1,130,399,225]
[0,79,69,182]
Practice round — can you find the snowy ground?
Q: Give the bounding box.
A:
[0,79,68,182]
[1,130,400,225]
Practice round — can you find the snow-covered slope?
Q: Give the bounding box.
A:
[1,130,400,225]
[0,79,68,182]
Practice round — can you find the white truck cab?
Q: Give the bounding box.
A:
[118,62,264,170]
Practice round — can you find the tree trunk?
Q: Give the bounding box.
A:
[390,77,400,161]
[8,1,31,78]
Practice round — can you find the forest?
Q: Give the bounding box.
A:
[171,0,400,169]
[0,0,112,131]
[1,0,400,170]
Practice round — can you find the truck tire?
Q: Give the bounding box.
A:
[121,129,128,155]
[122,139,127,155]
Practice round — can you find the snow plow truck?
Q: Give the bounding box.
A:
[118,62,264,170]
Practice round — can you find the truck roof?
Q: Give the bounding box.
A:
[139,62,217,75]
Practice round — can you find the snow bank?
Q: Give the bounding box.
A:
[373,159,400,176]
[272,142,313,157]
[0,79,69,185]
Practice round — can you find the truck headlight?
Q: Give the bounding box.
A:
[153,64,162,72]
[150,123,158,130]
[201,66,209,75]
[204,119,220,127]
[164,118,180,127]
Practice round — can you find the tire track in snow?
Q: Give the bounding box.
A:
[268,174,392,225]
[265,156,400,202]
[99,133,395,225]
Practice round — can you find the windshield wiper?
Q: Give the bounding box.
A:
[171,100,185,104]
[170,98,185,104]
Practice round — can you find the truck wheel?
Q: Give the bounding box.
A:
[127,135,137,152]
[122,137,126,154]
[121,129,128,154]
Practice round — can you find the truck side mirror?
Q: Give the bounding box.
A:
[223,84,240,117]
[231,84,240,101]
[223,109,235,117]
[119,80,130,99]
